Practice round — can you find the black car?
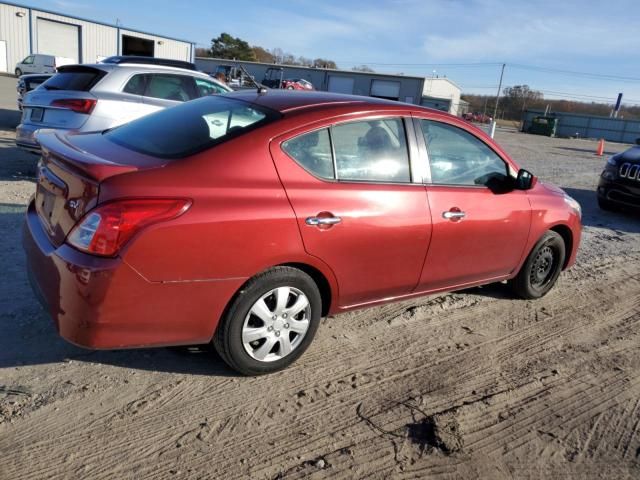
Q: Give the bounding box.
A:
[598,140,640,210]
[16,73,53,110]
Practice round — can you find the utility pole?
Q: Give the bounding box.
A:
[489,63,506,138]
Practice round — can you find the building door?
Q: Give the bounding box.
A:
[327,76,354,94]
[370,79,400,100]
[36,18,79,62]
[122,35,154,57]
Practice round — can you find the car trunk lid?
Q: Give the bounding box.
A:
[34,129,161,247]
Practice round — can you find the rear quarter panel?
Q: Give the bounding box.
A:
[98,131,339,293]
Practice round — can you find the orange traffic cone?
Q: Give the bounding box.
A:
[596,139,605,156]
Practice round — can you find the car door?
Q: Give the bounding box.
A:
[271,116,432,307]
[414,117,531,291]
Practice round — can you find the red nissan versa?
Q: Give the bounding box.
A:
[23,91,582,375]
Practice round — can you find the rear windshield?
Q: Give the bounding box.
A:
[104,96,281,158]
[43,67,106,92]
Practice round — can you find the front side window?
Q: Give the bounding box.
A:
[420,120,508,186]
[195,78,228,96]
[144,74,194,102]
[332,118,410,182]
[282,129,334,179]
[105,96,280,158]
[22,56,34,64]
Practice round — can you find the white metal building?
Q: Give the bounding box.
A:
[421,77,463,116]
[0,1,194,74]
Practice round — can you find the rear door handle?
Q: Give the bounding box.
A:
[306,216,342,226]
[442,210,466,220]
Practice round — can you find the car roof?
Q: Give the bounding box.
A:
[225,90,409,114]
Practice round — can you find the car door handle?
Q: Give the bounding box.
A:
[306,216,342,226]
[442,210,466,220]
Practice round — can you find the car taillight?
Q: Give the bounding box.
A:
[66,198,192,257]
[51,98,97,114]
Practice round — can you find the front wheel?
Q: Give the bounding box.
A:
[510,231,565,299]
[15,68,22,77]
[213,267,322,375]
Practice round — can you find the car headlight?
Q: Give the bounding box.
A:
[606,155,618,166]
[564,194,582,219]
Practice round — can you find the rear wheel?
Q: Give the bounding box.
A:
[510,231,565,299]
[15,68,22,77]
[286,85,295,90]
[213,267,322,375]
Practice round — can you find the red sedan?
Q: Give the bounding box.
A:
[24,91,582,375]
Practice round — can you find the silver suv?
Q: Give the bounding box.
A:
[16,59,231,152]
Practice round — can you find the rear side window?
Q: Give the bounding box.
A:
[282,118,412,183]
[144,74,194,101]
[282,129,334,179]
[123,74,146,95]
[44,67,106,91]
[333,118,410,182]
[420,120,507,186]
[105,96,280,159]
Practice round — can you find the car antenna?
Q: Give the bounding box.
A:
[238,64,268,94]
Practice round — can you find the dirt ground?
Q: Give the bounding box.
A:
[1,119,639,479]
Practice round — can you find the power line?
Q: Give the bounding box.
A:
[508,63,640,83]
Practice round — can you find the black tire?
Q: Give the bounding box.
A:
[213,266,322,376]
[510,231,565,299]
[15,68,22,77]
[597,196,618,212]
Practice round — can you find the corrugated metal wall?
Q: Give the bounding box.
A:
[195,57,425,104]
[0,3,29,72]
[522,110,640,144]
[0,2,193,72]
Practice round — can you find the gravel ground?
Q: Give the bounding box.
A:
[0,120,639,479]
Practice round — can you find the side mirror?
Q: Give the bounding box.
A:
[516,169,537,190]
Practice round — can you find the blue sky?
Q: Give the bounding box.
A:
[31,0,640,105]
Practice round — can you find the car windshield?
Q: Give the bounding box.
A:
[105,96,281,159]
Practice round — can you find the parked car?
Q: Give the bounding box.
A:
[597,140,640,210]
[23,91,582,376]
[15,54,74,76]
[283,78,314,90]
[16,73,53,110]
[463,112,493,124]
[16,57,232,152]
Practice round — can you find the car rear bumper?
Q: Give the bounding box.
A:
[597,177,640,209]
[23,200,244,349]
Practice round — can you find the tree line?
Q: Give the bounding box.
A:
[195,32,338,69]
[196,33,378,72]
[463,85,640,120]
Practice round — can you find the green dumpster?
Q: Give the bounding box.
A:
[528,116,558,137]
